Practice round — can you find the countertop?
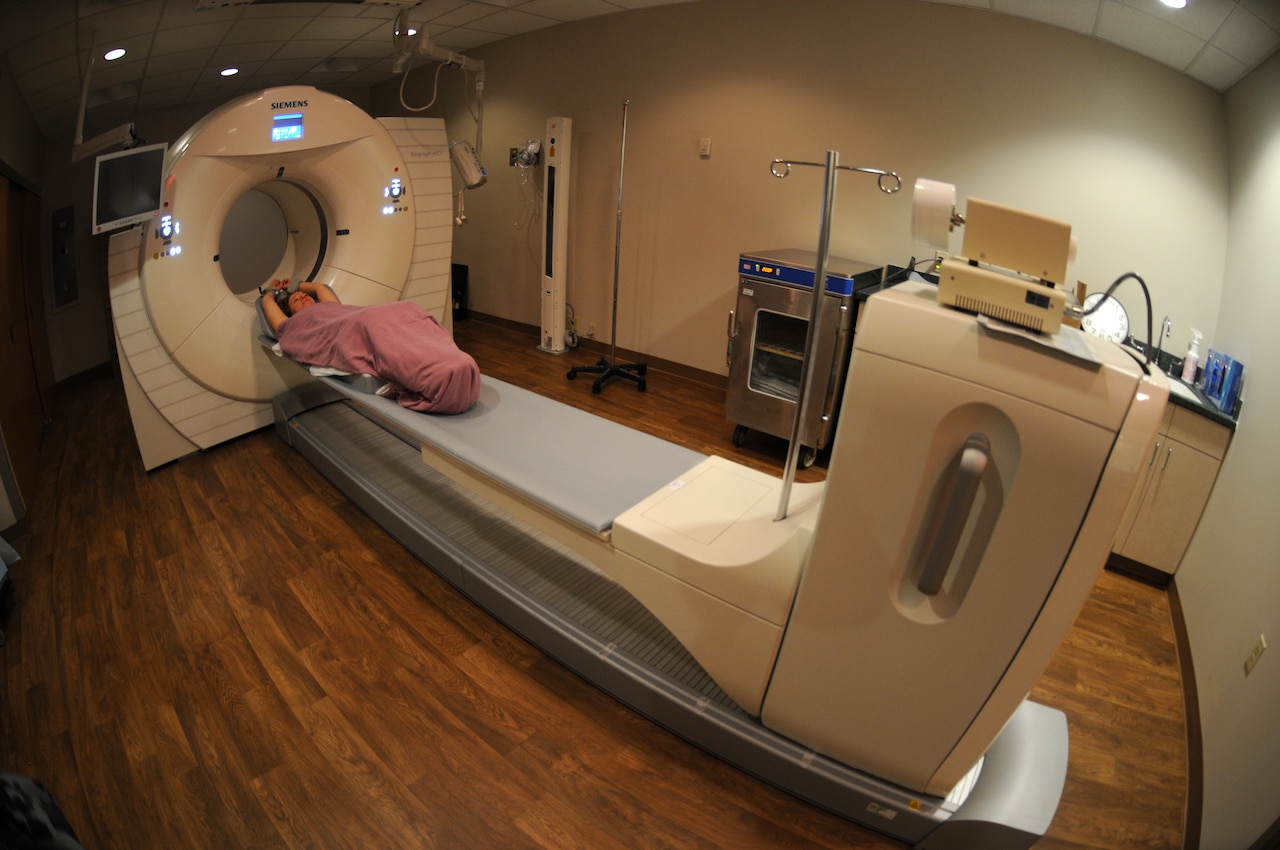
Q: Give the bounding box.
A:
[1162,373,1238,429]
[1124,337,1238,430]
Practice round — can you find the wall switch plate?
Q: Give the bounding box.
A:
[1245,634,1267,676]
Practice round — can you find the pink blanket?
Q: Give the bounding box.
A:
[277,301,481,414]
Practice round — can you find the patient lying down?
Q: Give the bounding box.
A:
[262,279,481,414]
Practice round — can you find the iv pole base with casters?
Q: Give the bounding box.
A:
[567,99,648,394]
[567,356,647,394]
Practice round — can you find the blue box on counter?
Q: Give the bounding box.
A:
[1201,348,1244,416]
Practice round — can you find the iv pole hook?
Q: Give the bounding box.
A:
[770,159,902,195]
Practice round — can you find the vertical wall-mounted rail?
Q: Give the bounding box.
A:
[768,154,900,521]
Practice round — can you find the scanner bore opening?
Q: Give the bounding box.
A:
[218,180,329,297]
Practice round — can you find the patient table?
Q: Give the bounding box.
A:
[268,282,1166,847]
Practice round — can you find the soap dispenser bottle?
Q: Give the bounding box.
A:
[1182,328,1202,383]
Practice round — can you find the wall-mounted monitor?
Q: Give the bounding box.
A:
[92,142,168,235]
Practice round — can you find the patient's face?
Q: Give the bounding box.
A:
[287,291,315,315]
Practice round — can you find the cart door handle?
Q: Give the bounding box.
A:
[726,310,736,366]
[917,433,991,596]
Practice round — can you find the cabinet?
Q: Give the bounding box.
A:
[1113,404,1232,576]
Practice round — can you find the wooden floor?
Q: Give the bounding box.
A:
[0,317,1186,849]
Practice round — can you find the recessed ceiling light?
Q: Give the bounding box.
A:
[220,67,239,77]
[104,48,126,61]
[1159,0,1187,8]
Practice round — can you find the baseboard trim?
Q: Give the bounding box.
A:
[1167,578,1203,850]
[1105,552,1172,589]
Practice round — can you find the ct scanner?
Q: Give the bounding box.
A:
[108,86,453,469]
[106,86,1170,847]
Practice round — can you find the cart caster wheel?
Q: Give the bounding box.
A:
[800,447,817,469]
[638,380,647,392]
[592,383,602,394]
[638,364,648,376]
[732,425,748,447]
[567,370,577,380]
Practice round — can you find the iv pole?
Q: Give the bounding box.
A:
[769,151,900,520]
[567,99,648,393]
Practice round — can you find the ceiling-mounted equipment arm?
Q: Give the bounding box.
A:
[392,10,485,75]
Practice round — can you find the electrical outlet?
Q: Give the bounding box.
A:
[933,251,949,269]
[1245,634,1267,676]
[587,321,597,338]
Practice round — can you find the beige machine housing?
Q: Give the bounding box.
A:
[108,86,454,469]
[761,282,1166,794]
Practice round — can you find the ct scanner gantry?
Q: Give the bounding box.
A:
[107,86,454,470]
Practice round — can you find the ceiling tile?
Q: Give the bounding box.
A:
[294,16,386,41]
[211,42,281,65]
[409,0,473,23]
[223,16,310,43]
[140,67,202,95]
[1241,0,1280,31]
[0,2,73,55]
[152,21,236,55]
[144,49,215,77]
[1213,5,1280,66]
[992,0,1101,36]
[1186,43,1249,89]
[462,8,559,36]
[1097,0,1206,69]
[79,1,164,45]
[1114,0,1233,41]
[271,39,357,61]
[156,0,237,31]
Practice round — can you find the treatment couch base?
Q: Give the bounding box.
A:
[271,387,1067,848]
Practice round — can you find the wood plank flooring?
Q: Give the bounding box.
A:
[0,316,1186,849]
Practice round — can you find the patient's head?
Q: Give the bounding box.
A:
[275,289,316,317]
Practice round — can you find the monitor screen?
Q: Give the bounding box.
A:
[272,112,304,143]
[92,143,167,234]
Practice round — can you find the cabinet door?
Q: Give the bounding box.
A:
[1117,438,1220,572]
[1114,436,1164,547]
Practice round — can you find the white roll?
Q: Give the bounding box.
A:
[912,177,957,250]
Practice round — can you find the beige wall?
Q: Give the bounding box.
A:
[1177,50,1280,850]
[374,0,1228,377]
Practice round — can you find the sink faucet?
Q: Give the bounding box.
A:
[1154,316,1172,372]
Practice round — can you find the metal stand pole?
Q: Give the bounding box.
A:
[567,99,648,393]
[768,155,901,520]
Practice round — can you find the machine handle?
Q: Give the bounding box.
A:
[917,433,991,597]
[726,310,736,367]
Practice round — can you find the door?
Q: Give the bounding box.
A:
[0,177,46,525]
[725,278,848,448]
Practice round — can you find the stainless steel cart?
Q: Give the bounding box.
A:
[726,249,881,466]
